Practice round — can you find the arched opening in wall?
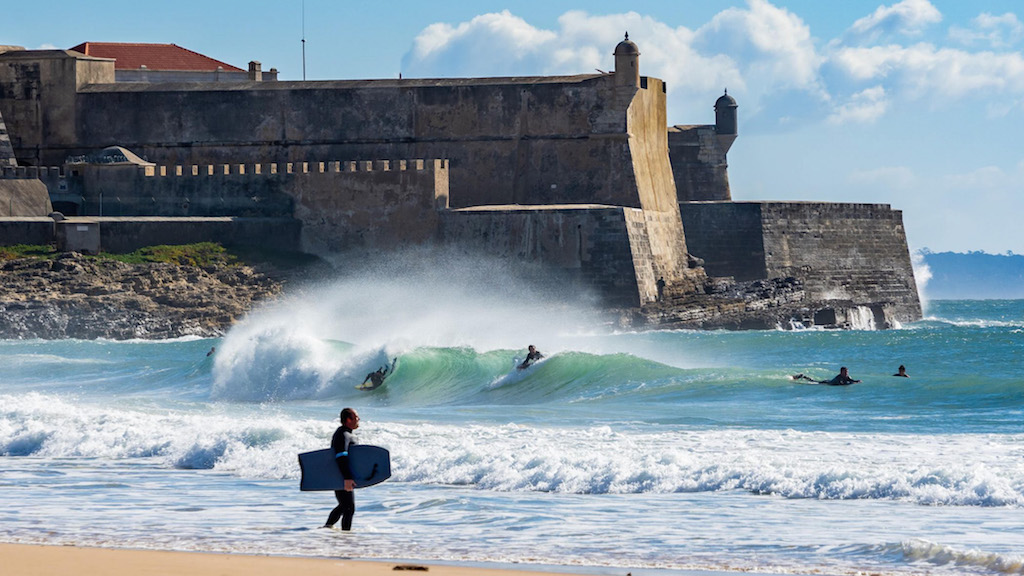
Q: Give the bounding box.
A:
[51,201,79,216]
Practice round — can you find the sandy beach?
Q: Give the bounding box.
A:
[0,544,616,576]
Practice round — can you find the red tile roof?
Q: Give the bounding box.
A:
[68,42,243,72]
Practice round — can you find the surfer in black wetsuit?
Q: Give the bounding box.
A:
[360,358,396,390]
[324,407,359,530]
[792,366,861,385]
[893,365,909,377]
[517,345,544,370]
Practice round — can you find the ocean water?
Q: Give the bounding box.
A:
[1,276,1022,575]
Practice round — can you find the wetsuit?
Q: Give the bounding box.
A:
[518,350,543,370]
[825,374,859,386]
[362,369,386,389]
[325,425,356,529]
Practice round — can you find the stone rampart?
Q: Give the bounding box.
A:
[680,201,921,322]
[0,107,16,167]
[0,217,54,244]
[58,75,629,210]
[96,217,300,254]
[0,179,53,216]
[439,206,645,306]
[0,216,300,254]
[20,158,447,254]
[0,48,676,212]
[668,125,732,202]
[623,77,700,294]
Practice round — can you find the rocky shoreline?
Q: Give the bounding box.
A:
[0,253,885,340]
[0,253,294,340]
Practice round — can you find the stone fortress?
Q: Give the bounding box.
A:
[0,36,921,329]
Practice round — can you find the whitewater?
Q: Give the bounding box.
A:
[1,263,1022,576]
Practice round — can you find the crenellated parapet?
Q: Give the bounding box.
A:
[29,157,450,255]
[136,158,448,178]
[0,166,71,179]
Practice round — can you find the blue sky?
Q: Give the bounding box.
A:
[4,0,1024,254]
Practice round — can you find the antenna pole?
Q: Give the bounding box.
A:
[301,0,307,80]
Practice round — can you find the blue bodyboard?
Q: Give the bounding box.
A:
[298,444,391,491]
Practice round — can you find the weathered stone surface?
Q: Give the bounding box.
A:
[679,201,921,325]
[631,276,902,331]
[0,253,291,340]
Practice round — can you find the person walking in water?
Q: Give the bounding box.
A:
[324,407,359,530]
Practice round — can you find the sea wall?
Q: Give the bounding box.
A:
[680,201,921,322]
[0,216,299,254]
[438,206,644,306]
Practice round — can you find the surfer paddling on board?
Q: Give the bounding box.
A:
[324,407,359,530]
[517,345,544,370]
[792,366,861,386]
[358,358,397,390]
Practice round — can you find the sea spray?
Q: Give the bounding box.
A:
[211,249,612,400]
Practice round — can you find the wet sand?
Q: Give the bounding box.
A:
[0,543,612,576]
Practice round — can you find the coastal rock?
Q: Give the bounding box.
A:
[0,253,288,340]
[634,276,894,330]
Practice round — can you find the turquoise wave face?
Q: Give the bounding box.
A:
[3,298,1019,435]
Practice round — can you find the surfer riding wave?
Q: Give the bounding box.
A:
[358,357,397,390]
[517,345,544,371]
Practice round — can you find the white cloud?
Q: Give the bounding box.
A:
[844,0,942,44]
[830,43,1024,102]
[827,86,889,124]
[400,2,1024,129]
[949,12,1024,48]
[404,10,558,77]
[402,1,825,124]
[693,0,824,97]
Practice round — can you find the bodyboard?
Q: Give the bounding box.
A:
[298,445,392,491]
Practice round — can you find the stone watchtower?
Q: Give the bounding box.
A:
[714,89,738,154]
[667,90,738,202]
[614,33,640,87]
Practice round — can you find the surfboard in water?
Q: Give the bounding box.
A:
[298,445,391,491]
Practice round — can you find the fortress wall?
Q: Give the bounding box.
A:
[0,178,53,216]
[0,108,16,167]
[96,217,300,254]
[59,75,648,209]
[0,217,54,245]
[668,126,732,202]
[759,202,920,319]
[32,158,446,226]
[438,206,643,306]
[679,202,766,280]
[0,216,299,253]
[76,163,294,217]
[680,201,921,321]
[287,159,449,254]
[622,78,698,293]
[0,51,113,159]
